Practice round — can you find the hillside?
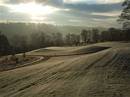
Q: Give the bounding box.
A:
[0,42,130,97]
[0,23,106,36]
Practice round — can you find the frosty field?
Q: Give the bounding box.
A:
[0,42,130,97]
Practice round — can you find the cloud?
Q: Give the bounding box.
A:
[91,11,121,17]
[0,0,32,4]
[63,3,122,13]
[0,5,10,13]
[8,3,60,15]
[0,0,123,27]
[63,0,123,4]
[0,0,8,4]
[68,19,81,22]
[63,0,86,4]
[0,0,48,4]
[0,0,123,5]
[96,0,123,4]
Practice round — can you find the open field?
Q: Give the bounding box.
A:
[0,42,130,97]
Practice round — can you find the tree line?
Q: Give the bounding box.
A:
[0,0,130,56]
[0,27,129,56]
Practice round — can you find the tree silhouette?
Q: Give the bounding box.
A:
[81,29,90,43]
[91,29,99,43]
[118,0,130,40]
[0,31,10,55]
[119,0,130,29]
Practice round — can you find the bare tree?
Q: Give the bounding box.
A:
[81,29,90,43]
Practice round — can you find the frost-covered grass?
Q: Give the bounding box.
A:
[0,42,130,97]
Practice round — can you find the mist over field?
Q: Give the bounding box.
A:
[0,0,130,97]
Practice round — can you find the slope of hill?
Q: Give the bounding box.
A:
[0,42,130,97]
[0,23,106,37]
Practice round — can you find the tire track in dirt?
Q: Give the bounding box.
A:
[0,48,110,88]
[0,61,65,96]
[0,60,62,88]
[76,49,119,97]
[76,48,130,97]
[8,56,85,97]
[0,48,111,97]
[35,50,112,97]
[1,56,82,97]
[8,50,111,97]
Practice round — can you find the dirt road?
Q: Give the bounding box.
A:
[0,42,130,97]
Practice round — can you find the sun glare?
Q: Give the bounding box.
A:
[8,2,59,21]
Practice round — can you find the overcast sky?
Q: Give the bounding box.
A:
[0,0,124,27]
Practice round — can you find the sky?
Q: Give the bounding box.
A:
[0,0,124,27]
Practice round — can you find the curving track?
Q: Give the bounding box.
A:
[0,43,130,97]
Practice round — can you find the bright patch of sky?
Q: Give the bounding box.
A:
[0,0,124,27]
[63,0,123,4]
[91,11,121,17]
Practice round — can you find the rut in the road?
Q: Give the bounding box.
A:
[0,48,130,97]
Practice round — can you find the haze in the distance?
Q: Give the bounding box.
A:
[0,0,123,27]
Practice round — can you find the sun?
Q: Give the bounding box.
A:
[11,2,58,15]
[9,2,59,21]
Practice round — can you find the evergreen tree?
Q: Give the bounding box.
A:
[0,31,10,55]
[119,0,130,29]
[119,0,130,40]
